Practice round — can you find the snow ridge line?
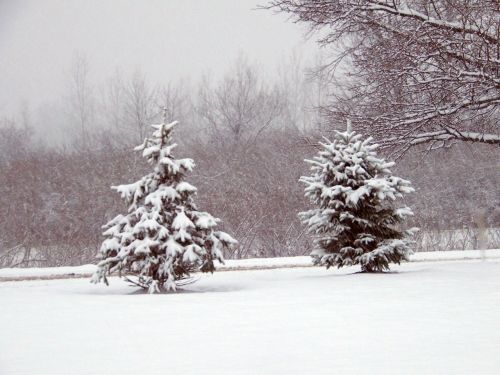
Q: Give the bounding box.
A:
[0,264,313,282]
[1,250,499,282]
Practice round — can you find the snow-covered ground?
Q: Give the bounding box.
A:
[1,259,499,375]
[1,249,500,279]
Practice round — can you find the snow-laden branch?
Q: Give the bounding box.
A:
[364,0,499,45]
[384,130,500,148]
[268,0,500,155]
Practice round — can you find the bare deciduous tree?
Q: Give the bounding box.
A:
[123,69,158,142]
[197,57,283,148]
[101,69,126,131]
[268,0,500,156]
[68,54,95,148]
[276,51,330,133]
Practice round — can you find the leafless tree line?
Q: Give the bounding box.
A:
[0,53,498,267]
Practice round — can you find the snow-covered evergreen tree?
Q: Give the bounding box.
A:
[92,116,237,292]
[299,125,417,272]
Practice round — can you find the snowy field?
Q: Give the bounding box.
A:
[1,259,499,375]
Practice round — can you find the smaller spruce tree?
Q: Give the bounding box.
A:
[92,115,236,292]
[299,124,417,272]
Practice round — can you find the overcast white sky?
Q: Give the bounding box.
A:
[0,0,317,118]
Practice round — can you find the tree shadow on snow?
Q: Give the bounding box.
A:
[77,277,245,296]
[79,284,244,296]
[127,284,244,295]
[298,267,412,280]
[297,269,361,280]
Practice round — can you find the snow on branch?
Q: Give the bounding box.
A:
[268,0,500,155]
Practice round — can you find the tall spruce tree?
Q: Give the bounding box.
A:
[92,114,236,292]
[299,124,417,272]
